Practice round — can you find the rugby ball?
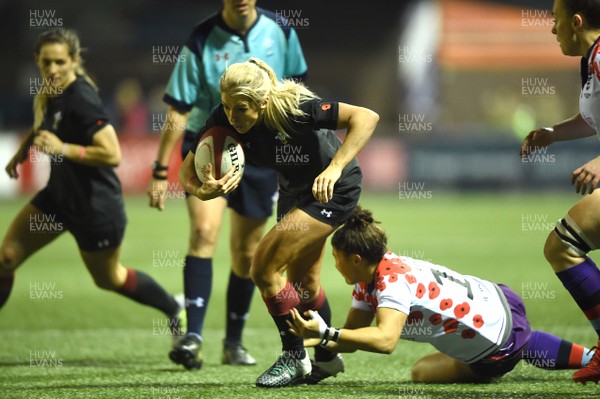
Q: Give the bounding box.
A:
[195,126,245,183]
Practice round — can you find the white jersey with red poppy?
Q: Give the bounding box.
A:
[581,40,600,136]
[351,252,512,364]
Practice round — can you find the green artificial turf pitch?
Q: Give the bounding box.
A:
[1,193,599,398]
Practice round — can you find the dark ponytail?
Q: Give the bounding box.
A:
[331,206,387,264]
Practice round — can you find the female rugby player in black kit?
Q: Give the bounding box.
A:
[1,29,183,337]
[180,57,379,387]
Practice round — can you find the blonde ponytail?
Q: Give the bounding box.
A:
[32,28,97,131]
[220,57,318,138]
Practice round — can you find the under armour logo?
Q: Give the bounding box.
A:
[186,297,205,308]
[97,239,110,248]
[229,312,249,321]
[320,209,332,218]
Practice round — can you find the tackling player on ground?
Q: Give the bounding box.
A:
[288,207,594,383]
[1,28,183,339]
[147,0,308,370]
[520,0,600,384]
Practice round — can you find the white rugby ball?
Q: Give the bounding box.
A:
[195,126,245,183]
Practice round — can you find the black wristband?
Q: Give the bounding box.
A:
[331,328,340,342]
[152,171,168,180]
[152,161,168,171]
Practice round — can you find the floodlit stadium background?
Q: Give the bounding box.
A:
[0,0,594,197]
[3,2,600,398]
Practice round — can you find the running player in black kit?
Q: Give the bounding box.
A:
[180,58,379,387]
[1,29,183,340]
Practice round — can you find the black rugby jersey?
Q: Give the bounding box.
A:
[39,76,124,226]
[195,99,361,195]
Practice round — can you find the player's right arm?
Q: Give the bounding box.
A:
[5,128,34,179]
[520,113,595,156]
[179,151,241,201]
[147,32,205,209]
[147,106,189,210]
[288,307,406,355]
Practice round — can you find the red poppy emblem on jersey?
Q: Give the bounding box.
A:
[397,262,411,274]
[407,311,423,325]
[321,103,332,111]
[461,329,476,339]
[405,274,417,284]
[375,275,386,292]
[473,314,484,328]
[380,260,406,276]
[428,282,440,299]
[429,313,442,325]
[352,288,364,302]
[453,302,471,319]
[443,318,459,334]
[416,283,426,299]
[440,298,453,311]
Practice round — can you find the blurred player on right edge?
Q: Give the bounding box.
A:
[520,0,600,384]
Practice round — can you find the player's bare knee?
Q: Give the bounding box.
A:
[189,222,218,252]
[231,246,254,272]
[546,216,596,270]
[543,232,565,265]
[249,262,269,287]
[0,244,20,275]
[91,274,121,291]
[231,258,252,279]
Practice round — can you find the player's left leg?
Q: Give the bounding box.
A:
[79,245,182,334]
[251,209,334,387]
[411,352,489,383]
[543,190,600,382]
[0,203,65,309]
[287,244,345,384]
[523,330,593,370]
[223,210,268,366]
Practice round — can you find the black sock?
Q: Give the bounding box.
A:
[117,269,178,316]
[297,287,336,362]
[0,275,15,309]
[225,271,255,344]
[313,297,335,362]
[184,256,212,336]
[272,314,306,359]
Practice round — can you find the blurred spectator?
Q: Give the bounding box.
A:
[112,77,149,136]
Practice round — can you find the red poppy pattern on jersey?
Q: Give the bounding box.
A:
[462,328,476,339]
[440,298,453,311]
[428,281,440,299]
[443,318,459,334]
[416,283,426,299]
[429,313,442,325]
[352,282,377,310]
[352,252,509,360]
[407,310,424,324]
[473,314,484,328]
[375,257,413,290]
[454,302,471,319]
